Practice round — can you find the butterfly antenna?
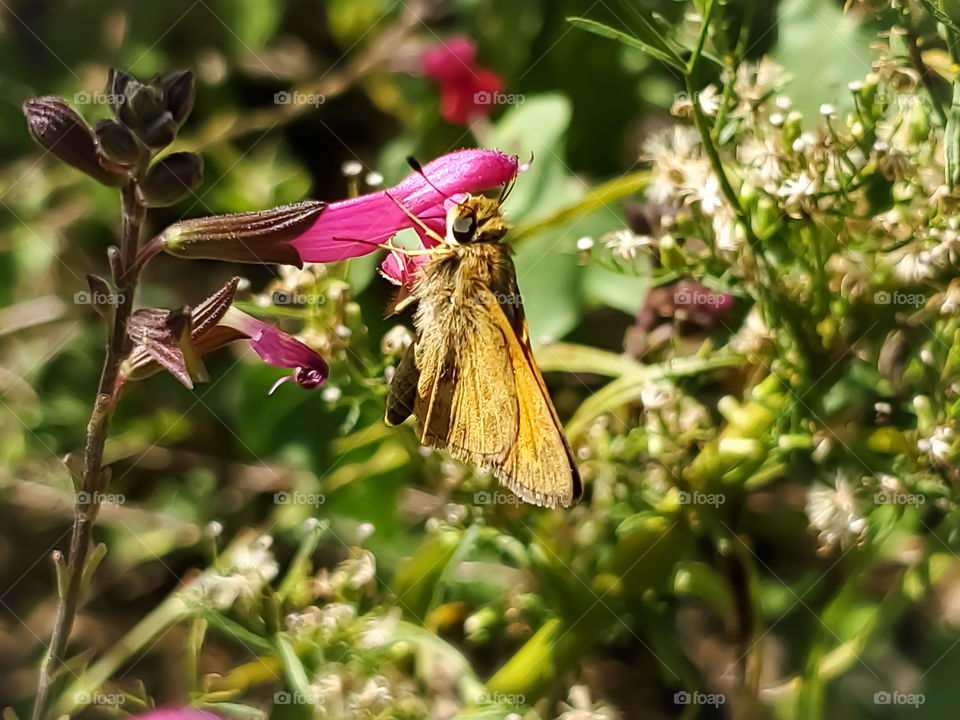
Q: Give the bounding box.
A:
[498,174,517,206]
[407,156,468,211]
[384,190,446,245]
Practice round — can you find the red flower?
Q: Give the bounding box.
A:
[420,36,503,125]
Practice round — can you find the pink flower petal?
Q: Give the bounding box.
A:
[421,36,477,83]
[419,37,504,125]
[221,307,328,390]
[135,710,219,720]
[291,149,519,262]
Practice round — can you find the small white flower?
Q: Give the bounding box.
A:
[557,685,621,720]
[697,84,722,116]
[806,473,868,551]
[604,230,654,260]
[778,172,818,208]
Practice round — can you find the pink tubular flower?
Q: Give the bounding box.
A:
[122,278,328,392]
[159,150,521,278]
[420,36,503,125]
[135,710,219,720]
[290,149,520,272]
[219,307,328,393]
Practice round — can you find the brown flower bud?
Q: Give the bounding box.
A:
[95,119,142,167]
[22,97,125,186]
[159,201,326,267]
[160,70,196,124]
[137,152,204,207]
[137,110,178,149]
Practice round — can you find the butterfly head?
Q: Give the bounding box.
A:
[446,194,508,245]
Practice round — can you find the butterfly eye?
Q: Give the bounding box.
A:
[452,214,477,243]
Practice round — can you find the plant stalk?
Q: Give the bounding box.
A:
[32,182,145,720]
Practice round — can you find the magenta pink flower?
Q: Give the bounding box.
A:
[123,278,328,392]
[159,150,521,278]
[219,307,328,393]
[290,149,520,273]
[420,37,503,125]
[134,709,219,720]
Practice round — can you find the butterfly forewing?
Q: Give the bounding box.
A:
[393,243,580,508]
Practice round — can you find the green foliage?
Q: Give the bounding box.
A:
[6,1,960,720]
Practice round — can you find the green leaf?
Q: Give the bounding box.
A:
[219,0,283,49]
[485,94,590,341]
[563,353,744,439]
[536,342,646,377]
[919,0,960,36]
[772,0,872,118]
[947,81,960,188]
[567,17,686,72]
[512,170,648,244]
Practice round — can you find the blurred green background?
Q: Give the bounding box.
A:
[3,1,960,719]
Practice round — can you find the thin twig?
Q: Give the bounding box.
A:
[32,182,145,720]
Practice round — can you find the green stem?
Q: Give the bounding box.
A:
[52,596,191,717]
[32,182,146,720]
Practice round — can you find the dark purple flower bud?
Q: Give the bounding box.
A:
[160,69,196,124]
[127,83,165,124]
[137,152,203,207]
[22,96,125,186]
[137,110,178,149]
[158,200,326,267]
[107,68,135,120]
[95,119,142,167]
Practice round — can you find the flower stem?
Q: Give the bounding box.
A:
[32,182,145,720]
